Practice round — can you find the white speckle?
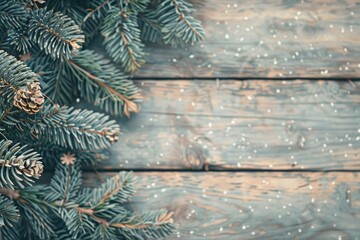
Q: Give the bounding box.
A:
[189,55,194,59]
[172,58,177,62]
[219,227,223,232]
[225,34,230,39]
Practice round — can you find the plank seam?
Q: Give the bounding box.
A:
[132,77,360,81]
[83,169,360,173]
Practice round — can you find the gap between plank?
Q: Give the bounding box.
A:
[83,168,360,173]
[132,77,360,81]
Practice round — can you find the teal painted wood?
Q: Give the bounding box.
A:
[126,0,360,78]
[97,79,360,171]
[82,171,360,240]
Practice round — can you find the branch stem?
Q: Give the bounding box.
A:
[0,187,20,200]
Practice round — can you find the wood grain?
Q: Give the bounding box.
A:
[131,0,360,78]
[98,79,360,170]
[81,171,360,240]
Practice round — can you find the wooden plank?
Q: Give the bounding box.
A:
[82,171,360,239]
[100,79,360,170]
[133,0,360,78]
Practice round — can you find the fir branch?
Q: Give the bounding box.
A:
[28,9,85,60]
[0,1,27,29]
[46,0,107,41]
[27,55,75,105]
[83,0,111,23]
[16,105,121,150]
[89,171,136,207]
[138,11,163,44]
[0,194,20,227]
[0,224,19,240]
[111,209,174,239]
[0,105,18,127]
[17,197,56,239]
[6,26,35,55]
[156,0,205,46]
[125,0,150,13]
[45,162,81,205]
[0,140,43,190]
[76,204,174,239]
[0,50,42,109]
[67,50,141,117]
[101,8,145,72]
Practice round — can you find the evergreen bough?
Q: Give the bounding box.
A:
[0,0,205,239]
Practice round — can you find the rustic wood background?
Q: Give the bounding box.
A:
[84,1,360,239]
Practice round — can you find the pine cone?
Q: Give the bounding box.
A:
[13,82,44,114]
[18,159,44,178]
[105,126,120,144]
[2,157,44,178]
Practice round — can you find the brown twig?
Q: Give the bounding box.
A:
[66,59,140,117]
[83,0,110,23]
[77,206,174,229]
[91,174,130,209]
[0,187,20,200]
[171,0,204,40]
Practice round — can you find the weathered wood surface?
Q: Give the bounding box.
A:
[133,0,360,79]
[99,79,360,171]
[82,171,360,240]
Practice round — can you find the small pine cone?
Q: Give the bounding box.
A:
[13,82,44,114]
[18,159,44,178]
[105,126,120,144]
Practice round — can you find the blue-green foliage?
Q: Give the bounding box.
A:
[0,0,205,238]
